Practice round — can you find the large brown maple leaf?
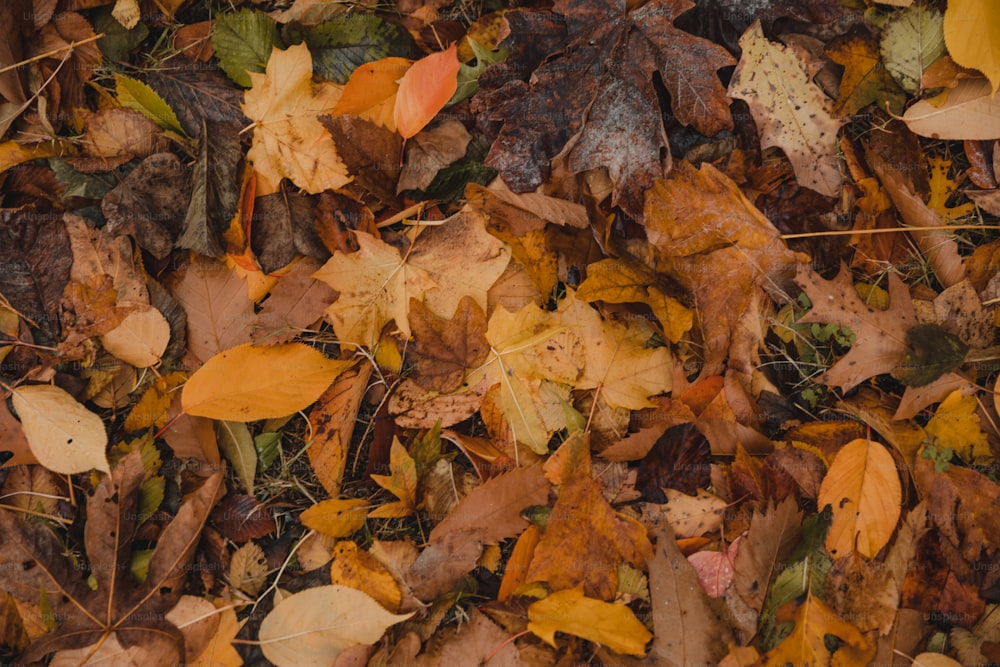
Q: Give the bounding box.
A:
[483,0,735,221]
[0,448,224,665]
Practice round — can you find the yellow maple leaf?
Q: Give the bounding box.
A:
[527,586,652,657]
[313,209,509,349]
[369,438,418,518]
[926,156,975,222]
[242,43,351,195]
[925,389,992,463]
[762,592,873,665]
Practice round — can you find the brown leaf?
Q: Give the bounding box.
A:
[253,258,336,345]
[409,464,549,600]
[408,296,488,393]
[635,423,711,500]
[865,143,966,287]
[439,609,522,666]
[727,498,803,617]
[647,524,733,665]
[209,493,277,542]
[795,263,918,391]
[0,448,225,665]
[398,119,471,193]
[485,0,734,220]
[307,361,372,496]
[0,401,34,467]
[169,256,254,365]
[321,116,402,207]
[527,471,653,601]
[102,153,191,259]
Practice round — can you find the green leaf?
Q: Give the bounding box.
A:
[255,431,282,472]
[880,1,946,93]
[216,420,258,493]
[114,74,186,136]
[212,9,282,88]
[448,39,508,105]
[49,159,121,200]
[290,14,421,84]
[93,7,149,62]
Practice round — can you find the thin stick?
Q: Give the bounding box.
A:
[781,224,1000,240]
[0,33,105,75]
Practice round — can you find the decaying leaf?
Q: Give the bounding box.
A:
[242,43,351,195]
[728,21,845,197]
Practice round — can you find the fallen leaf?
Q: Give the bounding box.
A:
[301,498,369,538]
[330,57,412,132]
[645,161,800,376]
[242,43,351,195]
[527,586,651,657]
[328,541,402,612]
[182,342,352,420]
[817,437,902,558]
[369,438,418,519]
[795,264,918,391]
[688,537,741,599]
[210,494,277,542]
[100,306,171,368]
[229,541,268,596]
[880,1,946,94]
[10,384,109,474]
[728,21,845,197]
[398,119,471,192]
[408,296,488,393]
[216,420,256,493]
[257,585,412,667]
[0,448,224,666]
[527,467,653,600]
[252,258,337,345]
[761,591,874,665]
[210,8,280,88]
[438,609,521,666]
[943,0,1000,93]
[485,0,734,219]
[306,362,371,496]
[656,488,727,538]
[925,389,991,463]
[409,464,549,599]
[826,27,907,116]
[727,498,804,616]
[902,78,1000,140]
[188,603,243,667]
[394,44,460,140]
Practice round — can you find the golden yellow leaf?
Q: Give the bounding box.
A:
[926,156,976,222]
[188,604,244,667]
[527,586,652,657]
[328,541,402,612]
[124,372,187,432]
[11,384,110,474]
[762,592,873,665]
[817,438,902,558]
[332,57,412,132]
[369,438,418,518]
[181,343,352,421]
[100,307,171,368]
[313,210,509,348]
[557,293,672,410]
[242,43,351,195]
[300,498,369,538]
[925,389,991,463]
[944,0,1000,93]
[307,363,371,496]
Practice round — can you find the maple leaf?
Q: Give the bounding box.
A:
[242,43,352,195]
[728,21,846,197]
[0,448,224,666]
[408,296,488,393]
[369,438,418,518]
[762,591,874,665]
[484,0,734,220]
[314,209,509,349]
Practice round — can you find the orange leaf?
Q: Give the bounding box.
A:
[817,437,902,558]
[394,44,460,140]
